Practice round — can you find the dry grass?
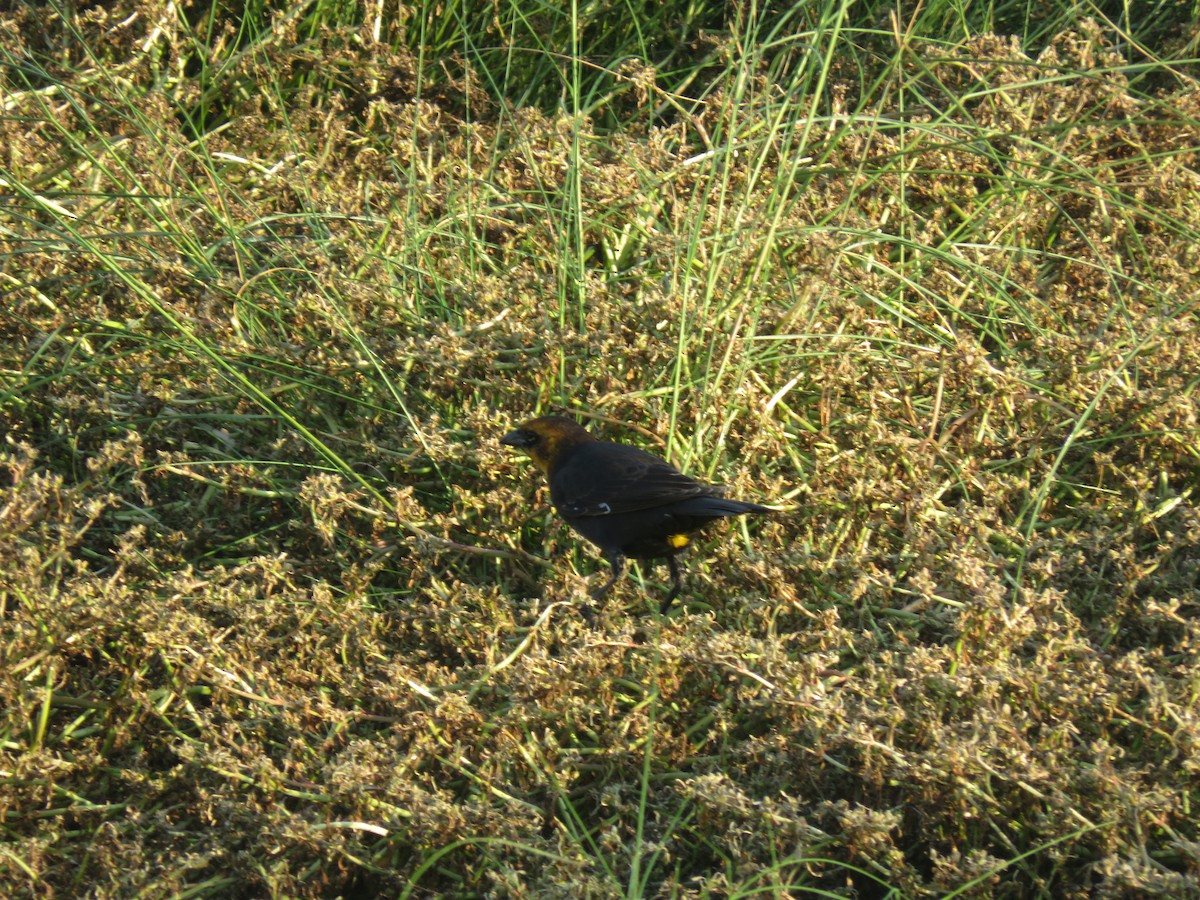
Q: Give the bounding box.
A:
[2,3,1199,897]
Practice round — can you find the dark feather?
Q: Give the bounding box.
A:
[501,414,771,612]
[550,442,710,516]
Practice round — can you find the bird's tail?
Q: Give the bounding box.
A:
[675,496,771,517]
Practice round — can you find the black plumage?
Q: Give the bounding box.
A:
[501,415,769,612]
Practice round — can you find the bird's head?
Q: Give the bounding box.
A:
[501,415,593,474]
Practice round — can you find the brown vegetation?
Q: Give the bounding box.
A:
[1,4,1198,897]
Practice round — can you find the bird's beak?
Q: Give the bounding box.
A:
[500,429,534,448]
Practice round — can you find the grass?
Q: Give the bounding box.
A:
[2,0,1200,896]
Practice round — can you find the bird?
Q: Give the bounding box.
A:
[501,415,770,613]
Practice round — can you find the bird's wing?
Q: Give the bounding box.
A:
[550,442,712,517]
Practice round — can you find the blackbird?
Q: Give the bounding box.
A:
[501,415,769,612]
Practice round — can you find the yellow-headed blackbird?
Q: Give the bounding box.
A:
[501,415,769,612]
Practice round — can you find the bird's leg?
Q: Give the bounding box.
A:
[590,552,625,603]
[660,555,684,613]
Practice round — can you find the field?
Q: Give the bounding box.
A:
[2,1,1199,896]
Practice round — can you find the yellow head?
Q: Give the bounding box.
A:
[500,415,593,474]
